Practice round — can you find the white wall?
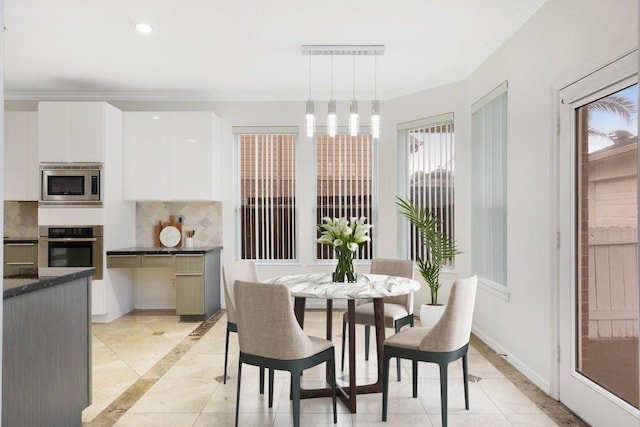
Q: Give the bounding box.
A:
[462,0,638,392]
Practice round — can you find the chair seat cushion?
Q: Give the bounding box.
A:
[384,326,431,350]
[306,335,334,356]
[346,303,410,328]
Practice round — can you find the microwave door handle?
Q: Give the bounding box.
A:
[42,238,98,242]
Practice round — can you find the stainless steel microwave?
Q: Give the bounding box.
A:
[40,163,102,206]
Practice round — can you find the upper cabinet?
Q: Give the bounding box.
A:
[123,111,221,201]
[38,102,107,163]
[5,111,39,200]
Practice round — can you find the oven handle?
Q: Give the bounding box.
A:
[41,237,98,242]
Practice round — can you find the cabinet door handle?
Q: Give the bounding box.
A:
[5,243,37,246]
[108,255,138,258]
[144,254,173,257]
[176,254,202,257]
[175,272,203,276]
[6,262,36,265]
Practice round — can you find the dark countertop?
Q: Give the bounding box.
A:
[3,238,39,244]
[106,246,222,255]
[4,267,96,300]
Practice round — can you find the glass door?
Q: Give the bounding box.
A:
[558,52,639,426]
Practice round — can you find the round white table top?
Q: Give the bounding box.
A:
[265,272,420,299]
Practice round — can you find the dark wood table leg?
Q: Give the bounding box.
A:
[373,298,386,385]
[297,296,386,413]
[325,300,333,384]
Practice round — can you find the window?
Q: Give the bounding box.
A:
[235,129,297,261]
[399,113,455,265]
[315,133,374,260]
[471,82,508,286]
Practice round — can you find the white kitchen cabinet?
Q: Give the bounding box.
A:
[5,111,39,200]
[38,101,107,163]
[123,111,220,201]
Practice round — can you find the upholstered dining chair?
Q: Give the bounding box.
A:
[341,257,414,380]
[234,280,337,427]
[222,261,267,392]
[381,275,478,427]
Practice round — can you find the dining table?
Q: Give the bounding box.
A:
[265,272,420,413]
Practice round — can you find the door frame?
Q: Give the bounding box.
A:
[553,49,639,425]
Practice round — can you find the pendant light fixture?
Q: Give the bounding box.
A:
[305,55,315,138]
[301,45,384,139]
[327,54,337,138]
[349,54,359,137]
[371,55,380,139]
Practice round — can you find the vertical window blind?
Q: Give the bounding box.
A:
[471,82,508,286]
[236,131,297,261]
[399,113,455,265]
[316,134,374,260]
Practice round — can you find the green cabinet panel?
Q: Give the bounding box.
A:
[140,254,175,268]
[175,255,203,273]
[106,255,140,269]
[4,243,38,276]
[176,275,205,315]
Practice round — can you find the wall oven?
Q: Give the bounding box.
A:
[40,163,102,206]
[38,226,103,280]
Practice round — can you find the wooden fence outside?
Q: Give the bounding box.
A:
[588,226,639,338]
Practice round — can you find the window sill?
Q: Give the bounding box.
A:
[478,277,510,302]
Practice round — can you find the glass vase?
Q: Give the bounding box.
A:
[332,250,356,283]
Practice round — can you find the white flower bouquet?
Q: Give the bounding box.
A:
[317,217,372,282]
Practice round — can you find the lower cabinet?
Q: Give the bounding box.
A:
[106,249,221,320]
[4,242,38,276]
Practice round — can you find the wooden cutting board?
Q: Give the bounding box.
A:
[154,215,183,247]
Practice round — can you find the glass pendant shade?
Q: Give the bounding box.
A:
[349,100,359,137]
[305,100,315,138]
[371,100,380,139]
[327,100,337,138]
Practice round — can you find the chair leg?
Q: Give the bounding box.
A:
[235,361,243,427]
[224,326,231,384]
[291,370,301,427]
[259,366,265,394]
[439,362,449,427]
[328,352,337,424]
[410,314,414,327]
[341,316,347,371]
[364,325,370,361]
[268,368,275,408]
[382,350,391,421]
[412,360,418,398]
[462,353,470,410]
[395,321,402,381]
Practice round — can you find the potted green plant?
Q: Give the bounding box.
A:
[396,196,460,325]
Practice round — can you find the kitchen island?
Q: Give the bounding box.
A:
[106,246,222,321]
[3,267,94,427]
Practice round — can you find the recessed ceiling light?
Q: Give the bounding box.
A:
[151,115,160,120]
[135,22,153,34]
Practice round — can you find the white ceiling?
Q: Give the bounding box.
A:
[5,0,547,102]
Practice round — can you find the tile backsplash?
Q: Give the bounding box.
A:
[4,201,38,238]
[136,202,222,247]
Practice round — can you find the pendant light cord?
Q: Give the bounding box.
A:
[352,54,356,99]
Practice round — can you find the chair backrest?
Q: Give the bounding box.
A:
[234,280,317,360]
[222,261,258,324]
[419,275,478,352]
[370,258,414,313]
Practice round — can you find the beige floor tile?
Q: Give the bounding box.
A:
[352,412,434,426]
[195,411,276,426]
[114,412,199,427]
[85,310,583,427]
[506,413,559,426]
[479,379,544,415]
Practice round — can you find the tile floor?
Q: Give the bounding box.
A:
[83,310,586,427]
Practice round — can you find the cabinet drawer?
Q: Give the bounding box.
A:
[107,255,140,269]
[176,276,204,315]
[4,243,38,264]
[175,255,203,274]
[140,254,175,268]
